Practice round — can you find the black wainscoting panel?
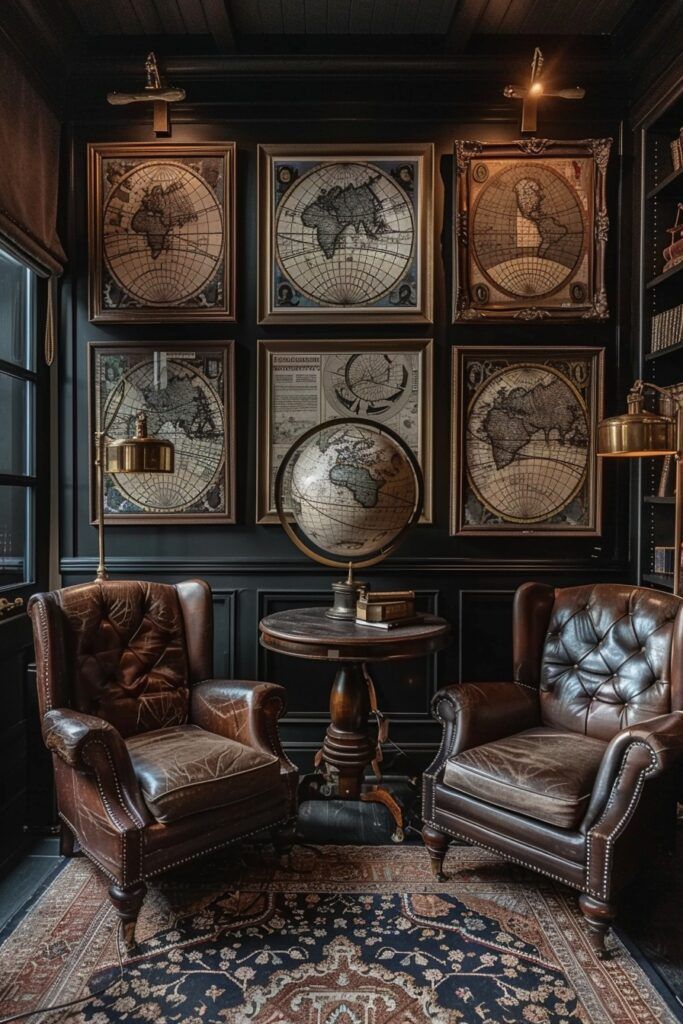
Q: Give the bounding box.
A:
[211,589,237,679]
[458,590,516,683]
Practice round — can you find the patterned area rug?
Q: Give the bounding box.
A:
[0,844,678,1023]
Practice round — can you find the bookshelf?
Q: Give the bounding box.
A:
[634,81,683,593]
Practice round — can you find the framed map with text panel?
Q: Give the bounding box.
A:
[257,338,433,523]
[88,341,235,524]
[88,142,235,323]
[451,346,604,536]
[453,138,611,322]
[258,144,433,324]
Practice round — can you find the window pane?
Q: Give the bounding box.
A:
[0,486,31,586]
[0,373,33,475]
[0,249,32,370]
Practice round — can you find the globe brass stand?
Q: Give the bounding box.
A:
[94,412,174,581]
[597,380,682,596]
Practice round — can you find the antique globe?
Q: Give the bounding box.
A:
[275,418,423,619]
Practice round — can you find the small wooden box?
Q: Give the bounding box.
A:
[356,589,416,624]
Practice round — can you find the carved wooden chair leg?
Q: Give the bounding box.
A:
[423,825,449,881]
[109,882,147,950]
[59,824,75,858]
[578,894,615,959]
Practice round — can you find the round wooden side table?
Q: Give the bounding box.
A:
[259,606,451,838]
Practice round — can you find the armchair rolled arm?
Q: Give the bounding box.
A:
[582,711,683,833]
[426,681,540,776]
[43,709,152,829]
[191,680,298,813]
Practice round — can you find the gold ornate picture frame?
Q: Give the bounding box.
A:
[451,346,604,536]
[453,138,611,322]
[88,341,236,524]
[88,142,235,323]
[257,338,433,523]
[258,143,433,324]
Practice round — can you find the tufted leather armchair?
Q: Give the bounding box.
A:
[28,578,298,946]
[422,582,683,955]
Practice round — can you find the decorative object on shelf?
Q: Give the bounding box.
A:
[88,142,235,322]
[356,588,423,629]
[89,341,235,524]
[670,131,682,172]
[274,418,423,620]
[106,52,186,136]
[257,144,433,324]
[650,302,683,353]
[597,379,683,595]
[93,412,174,580]
[453,138,611,321]
[451,346,604,536]
[658,455,675,497]
[0,595,24,619]
[663,202,683,272]
[503,47,585,134]
[257,337,432,523]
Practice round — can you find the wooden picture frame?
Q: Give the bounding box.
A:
[88,341,236,524]
[453,138,611,322]
[451,346,604,536]
[88,142,236,323]
[258,143,433,324]
[256,338,433,523]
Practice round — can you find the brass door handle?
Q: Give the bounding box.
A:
[0,596,24,618]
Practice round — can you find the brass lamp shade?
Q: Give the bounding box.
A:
[103,412,174,474]
[597,411,676,458]
[104,436,174,473]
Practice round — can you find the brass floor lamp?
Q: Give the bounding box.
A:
[597,380,682,596]
[94,411,174,581]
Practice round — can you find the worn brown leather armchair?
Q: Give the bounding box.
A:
[422,582,683,954]
[28,578,298,946]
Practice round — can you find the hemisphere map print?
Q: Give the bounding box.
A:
[451,347,603,536]
[90,343,235,524]
[88,144,235,322]
[259,145,433,323]
[454,139,611,321]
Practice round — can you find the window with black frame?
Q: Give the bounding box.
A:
[0,245,38,593]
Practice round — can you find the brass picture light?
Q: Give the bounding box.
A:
[597,380,682,596]
[94,412,174,581]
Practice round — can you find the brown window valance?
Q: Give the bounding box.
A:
[0,40,65,276]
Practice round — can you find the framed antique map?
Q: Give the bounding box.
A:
[453,139,611,322]
[257,338,433,523]
[88,342,235,524]
[258,144,433,324]
[451,346,604,536]
[88,142,235,322]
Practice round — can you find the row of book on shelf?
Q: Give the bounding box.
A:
[650,302,683,352]
[654,546,682,575]
[670,128,683,170]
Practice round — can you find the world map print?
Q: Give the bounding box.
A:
[95,349,231,521]
[465,363,590,527]
[101,157,225,311]
[274,159,417,309]
[472,164,585,300]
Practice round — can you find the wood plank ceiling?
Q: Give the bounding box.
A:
[62,0,640,39]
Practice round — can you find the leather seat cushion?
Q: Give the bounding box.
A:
[443,727,607,830]
[126,725,281,824]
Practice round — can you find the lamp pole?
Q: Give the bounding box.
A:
[94,430,108,582]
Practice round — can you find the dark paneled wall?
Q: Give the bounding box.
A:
[59,85,635,773]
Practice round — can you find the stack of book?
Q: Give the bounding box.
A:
[650,303,683,352]
[670,130,683,171]
[654,547,677,575]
